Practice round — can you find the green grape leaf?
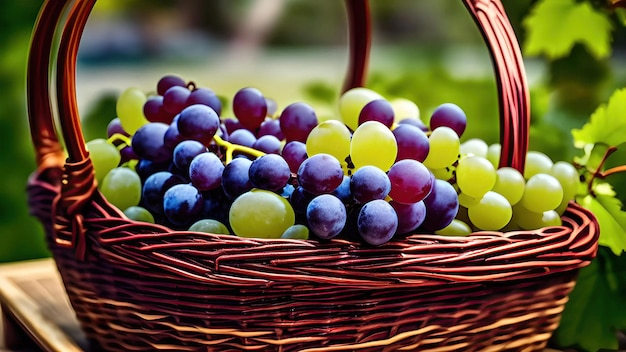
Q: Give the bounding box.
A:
[579,192,626,255]
[572,88,626,148]
[553,248,626,351]
[523,0,613,60]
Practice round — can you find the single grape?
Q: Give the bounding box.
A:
[157,74,186,96]
[87,139,121,184]
[143,95,174,124]
[281,224,310,240]
[306,194,347,239]
[351,121,398,171]
[350,165,391,203]
[392,123,430,162]
[119,146,138,165]
[252,135,282,154]
[116,87,148,134]
[429,103,467,137]
[233,87,267,131]
[390,200,426,234]
[358,99,394,128]
[249,154,291,191]
[520,173,563,213]
[187,87,222,116]
[339,87,383,131]
[550,161,579,214]
[177,104,220,146]
[124,206,155,223]
[524,151,553,180]
[222,157,253,199]
[467,191,512,231]
[487,143,501,168]
[282,141,308,173]
[163,120,186,150]
[492,167,525,206]
[135,159,170,182]
[430,166,455,182]
[163,184,203,228]
[223,118,246,135]
[173,140,208,175]
[279,102,318,142]
[101,167,142,211]
[106,117,129,138]
[513,204,562,230]
[188,219,230,234]
[460,138,488,158]
[142,171,186,215]
[229,129,257,148]
[306,119,351,162]
[423,127,460,170]
[297,153,344,195]
[458,192,480,208]
[357,200,398,245]
[388,159,434,204]
[435,219,472,236]
[257,118,284,140]
[189,152,224,191]
[332,175,353,205]
[230,189,295,238]
[456,155,496,199]
[162,86,191,115]
[420,179,459,231]
[290,186,316,215]
[131,122,171,163]
[398,117,428,132]
[390,97,420,123]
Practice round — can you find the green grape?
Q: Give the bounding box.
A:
[101,167,142,211]
[460,138,488,158]
[281,224,310,240]
[390,97,420,122]
[458,192,480,208]
[123,206,155,223]
[188,219,230,234]
[456,155,496,199]
[350,121,397,171]
[229,189,295,238]
[435,219,472,236]
[492,167,525,206]
[467,191,512,231]
[524,151,553,180]
[87,138,121,184]
[306,119,351,162]
[550,161,580,215]
[520,173,563,213]
[339,87,383,131]
[487,143,501,168]
[430,166,455,181]
[513,204,562,230]
[116,87,149,134]
[423,127,460,170]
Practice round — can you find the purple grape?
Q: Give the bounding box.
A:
[157,74,186,96]
[144,95,174,124]
[189,152,224,191]
[229,129,256,148]
[107,117,129,138]
[252,135,282,154]
[297,153,344,195]
[388,159,434,204]
[163,121,186,150]
[281,141,308,173]
[420,179,459,231]
[248,154,290,191]
[173,140,207,174]
[357,200,398,245]
[429,103,467,137]
[306,194,347,239]
[290,186,315,215]
[279,102,318,143]
[163,184,203,228]
[350,166,391,203]
[391,200,426,234]
[233,87,267,131]
[142,171,186,215]
[393,124,430,162]
[135,159,170,181]
[119,146,138,165]
[177,104,220,146]
[257,118,284,140]
[223,118,246,135]
[358,99,394,128]
[131,122,171,163]
[200,188,230,226]
[187,88,222,116]
[398,118,428,132]
[163,86,191,115]
[221,158,253,199]
[331,175,353,205]
[265,97,278,117]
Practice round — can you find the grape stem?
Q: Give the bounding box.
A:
[585,146,626,195]
[213,135,265,164]
[107,133,132,149]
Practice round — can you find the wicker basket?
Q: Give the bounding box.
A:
[26,0,599,351]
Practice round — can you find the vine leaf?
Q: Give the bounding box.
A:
[580,192,626,255]
[572,88,626,148]
[523,0,613,60]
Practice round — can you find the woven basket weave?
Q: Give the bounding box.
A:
[26,0,599,351]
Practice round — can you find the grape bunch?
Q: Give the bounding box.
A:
[86,74,580,246]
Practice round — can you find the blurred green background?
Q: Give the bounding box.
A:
[1,0,626,263]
